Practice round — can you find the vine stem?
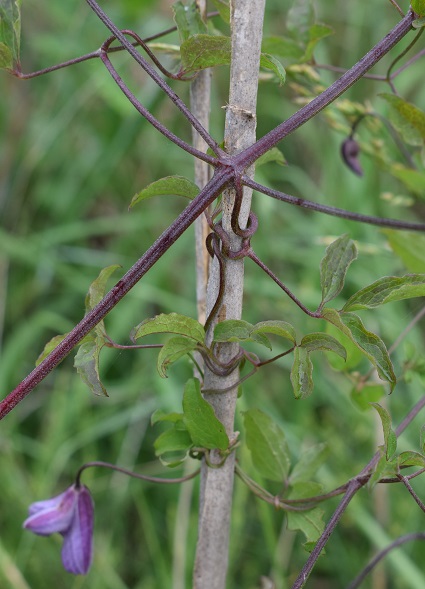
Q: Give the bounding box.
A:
[0,8,419,420]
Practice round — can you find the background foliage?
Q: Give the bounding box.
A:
[1,0,425,587]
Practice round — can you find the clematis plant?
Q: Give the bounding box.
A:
[23,484,94,575]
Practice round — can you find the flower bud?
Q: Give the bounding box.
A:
[341,137,363,176]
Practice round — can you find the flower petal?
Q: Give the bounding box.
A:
[61,486,94,575]
[24,487,77,535]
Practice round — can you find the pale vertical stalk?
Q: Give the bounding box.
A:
[193,2,266,588]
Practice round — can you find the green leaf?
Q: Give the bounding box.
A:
[368,449,388,489]
[350,384,385,411]
[151,409,184,425]
[182,378,229,450]
[154,426,192,466]
[290,346,314,399]
[325,321,364,371]
[74,335,108,397]
[371,403,397,460]
[389,165,425,195]
[211,0,230,23]
[85,265,120,314]
[251,320,296,344]
[259,53,286,85]
[343,274,425,312]
[287,0,314,44]
[287,484,325,544]
[172,0,207,43]
[302,23,333,61]
[180,34,231,74]
[290,443,328,484]
[322,308,396,391]
[411,0,425,17]
[261,36,304,62]
[0,0,21,70]
[132,313,205,344]
[300,333,347,360]
[383,230,425,273]
[320,234,357,305]
[380,93,425,146]
[255,147,287,168]
[129,176,200,208]
[243,408,291,482]
[398,450,425,468]
[412,16,425,28]
[157,336,198,378]
[36,334,68,366]
[213,320,272,349]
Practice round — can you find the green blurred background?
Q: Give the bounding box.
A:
[1,1,425,587]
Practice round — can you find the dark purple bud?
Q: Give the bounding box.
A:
[341,137,363,176]
[24,484,94,575]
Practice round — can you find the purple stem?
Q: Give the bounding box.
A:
[0,167,233,420]
[243,176,425,232]
[234,11,416,170]
[85,0,225,156]
[99,49,217,165]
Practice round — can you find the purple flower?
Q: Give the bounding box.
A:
[23,484,94,575]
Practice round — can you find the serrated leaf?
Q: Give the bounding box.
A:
[172,0,207,43]
[182,378,229,450]
[260,53,286,84]
[211,0,230,23]
[74,335,108,397]
[85,265,120,313]
[300,333,347,360]
[412,0,425,17]
[151,409,184,425]
[383,230,425,273]
[290,443,328,484]
[398,450,425,468]
[371,402,397,460]
[290,346,314,399]
[343,274,425,312]
[243,409,291,482]
[322,308,396,391]
[256,147,287,168]
[133,313,205,344]
[154,426,192,467]
[320,234,357,305]
[157,336,198,378]
[129,176,199,209]
[213,320,272,349]
[0,0,21,70]
[380,93,425,146]
[350,384,385,411]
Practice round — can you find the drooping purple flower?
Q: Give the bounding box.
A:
[23,484,94,575]
[341,137,363,176]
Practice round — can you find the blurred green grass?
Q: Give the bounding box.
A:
[1,1,425,588]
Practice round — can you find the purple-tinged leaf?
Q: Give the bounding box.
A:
[343,274,425,312]
[320,234,357,305]
[243,408,291,482]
